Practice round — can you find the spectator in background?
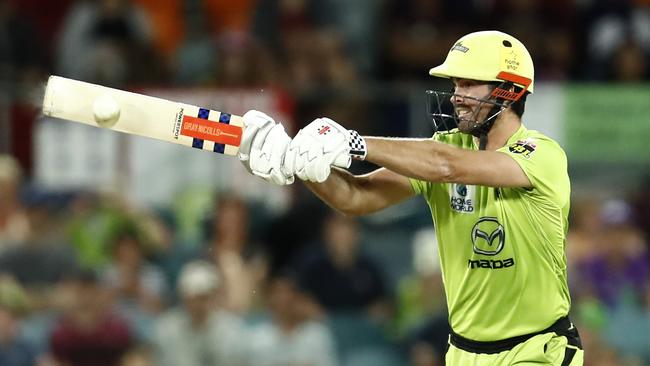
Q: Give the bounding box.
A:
[213,32,278,88]
[313,0,384,78]
[536,29,575,81]
[602,281,650,364]
[248,271,338,366]
[66,193,143,269]
[631,172,650,241]
[153,261,248,366]
[381,0,461,81]
[294,212,390,321]
[171,0,216,85]
[567,196,639,365]
[396,228,445,334]
[579,328,626,366]
[50,269,132,366]
[131,0,184,58]
[0,155,29,251]
[0,275,39,366]
[203,0,256,36]
[200,195,267,314]
[0,187,78,292]
[119,345,155,366]
[584,0,650,80]
[571,199,650,364]
[567,196,606,300]
[252,0,318,53]
[101,227,167,343]
[55,0,162,86]
[608,38,649,81]
[397,229,448,366]
[0,223,77,292]
[0,0,45,88]
[282,28,358,92]
[576,199,649,308]
[172,0,269,86]
[252,0,357,92]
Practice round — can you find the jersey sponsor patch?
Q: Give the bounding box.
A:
[471,217,505,255]
[467,217,515,270]
[450,183,475,213]
[467,258,515,269]
[508,139,536,158]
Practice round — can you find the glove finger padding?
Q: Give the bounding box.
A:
[287,118,353,182]
[333,151,351,168]
[304,153,333,183]
[250,124,294,185]
[267,124,294,185]
[286,129,313,178]
[305,142,349,182]
[239,110,276,162]
[282,141,301,178]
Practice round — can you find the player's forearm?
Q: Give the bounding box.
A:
[364,137,456,182]
[303,166,414,216]
[303,167,367,215]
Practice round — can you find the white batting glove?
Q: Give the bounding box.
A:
[239,110,274,169]
[284,117,367,183]
[239,110,294,185]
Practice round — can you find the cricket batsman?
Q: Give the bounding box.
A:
[238,30,583,365]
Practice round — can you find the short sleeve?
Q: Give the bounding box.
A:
[498,136,570,207]
[409,177,430,196]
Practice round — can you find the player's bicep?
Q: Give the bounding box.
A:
[451,150,532,188]
[354,168,416,214]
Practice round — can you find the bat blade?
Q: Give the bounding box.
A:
[42,75,244,156]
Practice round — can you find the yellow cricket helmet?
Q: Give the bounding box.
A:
[429,30,534,97]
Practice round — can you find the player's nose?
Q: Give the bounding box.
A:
[450,93,464,105]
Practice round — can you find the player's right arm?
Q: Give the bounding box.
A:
[303,167,415,216]
[238,111,414,215]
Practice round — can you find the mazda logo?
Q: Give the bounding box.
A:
[471,217,505,256]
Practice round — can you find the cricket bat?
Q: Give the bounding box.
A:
[42,75,244,156]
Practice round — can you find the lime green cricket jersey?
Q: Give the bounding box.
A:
[409,124,572,341]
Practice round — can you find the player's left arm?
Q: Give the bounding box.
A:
[285,117,532,188]
[364,137,532,188]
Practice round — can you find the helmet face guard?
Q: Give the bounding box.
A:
[425,89,505,133]
[425,72,531,134]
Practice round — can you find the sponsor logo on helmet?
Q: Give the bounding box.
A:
[451,42,469,53]
[503,50,520,71]
[508,139,536,158]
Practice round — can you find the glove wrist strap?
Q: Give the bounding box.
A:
[348,130,367,160]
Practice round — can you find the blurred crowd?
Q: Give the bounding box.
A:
[0,157,649,366]
[3,0,650,173]
[1,0,650,365]
[3,0,650,96]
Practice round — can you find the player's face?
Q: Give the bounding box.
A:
[450,78,495,133]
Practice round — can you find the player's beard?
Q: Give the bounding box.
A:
[454,102,491,134]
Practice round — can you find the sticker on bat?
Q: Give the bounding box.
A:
[181,115,242,146]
